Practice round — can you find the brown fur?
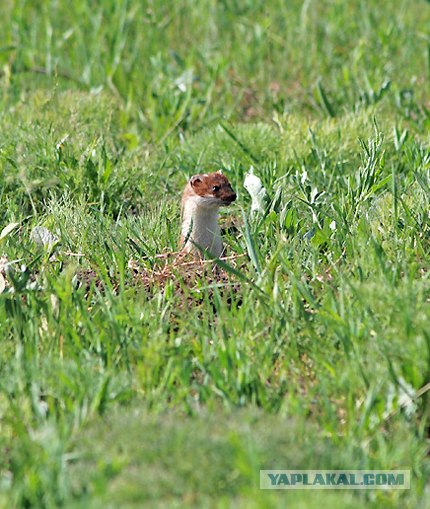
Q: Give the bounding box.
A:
[181,172,236,205]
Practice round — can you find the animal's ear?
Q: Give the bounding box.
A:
[190,175,202,186]
[217,169,223,175]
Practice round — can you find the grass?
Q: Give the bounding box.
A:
[0,0,430,507]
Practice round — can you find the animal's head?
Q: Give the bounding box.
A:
[189,171,236,209]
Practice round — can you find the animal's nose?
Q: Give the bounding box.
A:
[231,192,237,201]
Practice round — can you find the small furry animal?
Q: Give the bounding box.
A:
[180,171,236,258]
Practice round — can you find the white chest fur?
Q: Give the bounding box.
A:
[181,196,223,257]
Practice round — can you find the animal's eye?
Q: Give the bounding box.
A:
[212,185,220,192]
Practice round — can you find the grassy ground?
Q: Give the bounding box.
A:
[1,0,430,507]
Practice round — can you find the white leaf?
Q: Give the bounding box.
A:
[244,169,267,214]
[0,222,19,240]
[31,227,59,247]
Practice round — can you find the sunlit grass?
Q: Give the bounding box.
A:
[0,0,430,508]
